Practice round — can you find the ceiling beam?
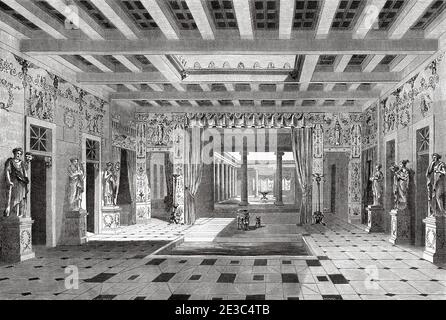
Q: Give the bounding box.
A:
[279,0,295,40]
[125,105,363,113]
[233,0,254,39]
[299,55,319,91]
[389,54,417,72]
[388,0,435,39]
[185,0,215,39]
[21,38,437,55]
[315,0,340,39]
[334,55,352,72]
[139,0,179,39]
[144,55,181,82]
[76,71,400,84]
[109,90,381,101]
[362,54,385,72]
[352,0,387,39]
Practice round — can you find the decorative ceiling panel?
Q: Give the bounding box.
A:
[410,0,446,30]
[119,0,159,30]
[207,0,238,29]
[167,0,198,30]
[252,0,280,30]
[0,1,40,30]
[292,0,321,30]
[331,0,366,30]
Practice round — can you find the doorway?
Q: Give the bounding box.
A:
[30,155,46,245]
[323,152,349,220]
[385,139,396,233]
[86,163,96,233]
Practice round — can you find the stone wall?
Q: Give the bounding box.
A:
[0,47,111,246]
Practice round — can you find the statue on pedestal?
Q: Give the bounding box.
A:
[103,162,118,207]
[426,153,446,216]
[390,160,410,210]
[3,148,30,217]
[67,158,84,211]
[370,164,384,206]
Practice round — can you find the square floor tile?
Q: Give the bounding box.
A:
[146,259,166,266]
[306,260,321,267]
[282,274,299,283]
[168,294,190,300]
[322,294,343,300]
[201,259,217,266]
[93,295,116,300]
[84,273,117,283]
[189,275,201,281]
[253,275,264,281]
[254,259,267,266]
[134,296,146,300]
[317,276,329,282]
[328,274,349,284]
[246,294,265,300]
[152,273,176,282]
[217,273,236,284]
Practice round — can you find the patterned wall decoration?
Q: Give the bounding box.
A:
[135,121,150,222]
[323,113,353,147]
[348,160,362,219]
[362,103,378,150]
[351,123,362,159]
[81,93,106,136]
[382,51,445,134]
[313,123,324,159]
[111,114,136,151]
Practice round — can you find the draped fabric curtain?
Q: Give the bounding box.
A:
[291,127,313,225]
[127,150,136,224]
[184,127,204,225]
[164,153,174,214]
[112,146,121,205]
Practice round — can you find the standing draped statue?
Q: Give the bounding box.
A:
[103,162,117,206]
[426,153,446,216]
[4,148,30,217]
[370,164,384,206]
[67,158,84,211]
[390,160,410,210]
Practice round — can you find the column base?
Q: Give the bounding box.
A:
[389,208,411,245]
[239,201,249,206]
[365,205,384,233]
[423,215,446,264]
[274,201,284,206]
[102,206,121,233]
[0,216,35,263]
[60,209,88,246]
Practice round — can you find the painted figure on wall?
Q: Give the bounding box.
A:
[67,158,84,211]
[426,153,446,216]
[390,160,410,210]
[370,164,384,206]
[103,162,118,207]
[3,148,30,217]
[334,119,342,145]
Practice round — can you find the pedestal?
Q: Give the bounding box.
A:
[102,206,121,233]
[0,216,35,263]
[60,209,87,245]
[423,215,446,264]
[365,205,384,233]
[389,208,411,245]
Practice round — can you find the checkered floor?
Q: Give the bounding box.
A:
[0,215,445,300]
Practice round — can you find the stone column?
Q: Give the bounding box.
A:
[215,162,220,202]
[275,151,284,206]
[220,163,224,201]
[240,146,249,206]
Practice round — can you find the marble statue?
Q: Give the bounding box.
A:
[390,160,410,210]
[103,162,117,206]
[67,158,84,211]
[334,120,342,145]
[3,148,30,217]
[370,164,384,206]
[426,153,446,216]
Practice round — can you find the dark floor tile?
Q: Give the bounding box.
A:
[282,274,299,283]
[33,266,43,269]
[201,259,217,266]
[21,292,31,296]
[317,276,329,282]
[152,273,176,282]
[386,293,395,297]
[317,256,329,260]
[217,273,236,283]
[93,295,116,300]
[131,255,146,259]
[431,279,439,282]
[128,275,139,281]
[306,260,321,267]
[246,294,265,300]
[168,294,190,300]
[230,260,240,265]
[254,259,267,266]
[0,278,9,281]
[287,297,300,300]
[420,294,428,297]
[410,267,418,270]
[179,260,187,264]
[28,277,39,281]
[253,275,264,281]
[212,297,224,300]
[189,275,201,281]
[282,260,292,265]
[85,273,117,283]
[328,274,349,284]
[400,279,408,282]
[322,295,343,300]
[146,258,166,265]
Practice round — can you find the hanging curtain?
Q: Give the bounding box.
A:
[291,127,313,224]
[127,149,136,224]
[164,152,174,215]
[184,127,204,225]
[112,146,122,205]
